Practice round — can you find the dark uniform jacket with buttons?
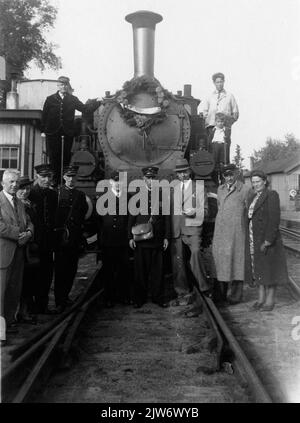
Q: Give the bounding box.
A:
[55,186,88,249]
[28,184,58,251]
[97,191,129,248]
[41,92,100,136]
[245,188,288,286]
[128,189,171,248]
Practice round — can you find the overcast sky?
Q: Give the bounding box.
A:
[27,0,300,168]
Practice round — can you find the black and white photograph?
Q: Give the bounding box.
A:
[0,0,300,408]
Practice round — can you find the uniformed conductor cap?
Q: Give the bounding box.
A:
[18,176,34,188]
[63,165,79,176]
[34,164,53,176]
[142,166,159,178]
[58,75,70,85]
[222,163,237,175]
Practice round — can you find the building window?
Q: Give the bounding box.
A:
[0,146,19,170]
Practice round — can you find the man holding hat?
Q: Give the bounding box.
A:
[96,170,131,307]
[212,163,251,304]
[41,76,101,185]
[128,166,170,308]
[53,165,88,312]
[170,158,210,305]
[28,164,58,314]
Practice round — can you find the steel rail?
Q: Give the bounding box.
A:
[9,262,102,360]
[195,289,272,403]
[3,287,104,403]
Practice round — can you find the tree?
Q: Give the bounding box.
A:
[252,133,300,166]
[0,0,61,75]
[233,144,244,170]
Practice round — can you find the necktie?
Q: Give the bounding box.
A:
[13,196,20,225]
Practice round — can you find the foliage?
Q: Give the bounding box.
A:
[252,133,300,166]
[0,0,61,74]
[233,144,244,169]
[114,76,174,134]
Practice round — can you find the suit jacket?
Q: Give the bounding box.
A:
[97,191,129,247]
[41,92,100,136]
[55,186,88,248]
[171,179,208,238]
[128,189,171,248]
[28,184,58,250]
[0,191,33,269]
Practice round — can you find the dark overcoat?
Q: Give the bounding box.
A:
[245,188,288,286]
[97,192,129,247]
[55,186,88,249]
[28,184,58,251]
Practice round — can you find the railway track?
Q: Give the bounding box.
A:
[1,262,103,403]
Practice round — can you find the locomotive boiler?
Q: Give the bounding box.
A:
[92,11,214,181]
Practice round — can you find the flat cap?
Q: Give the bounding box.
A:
[174,158,191,172]
[222,163,237,175]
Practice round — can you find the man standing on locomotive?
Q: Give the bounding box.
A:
[170,158,210,306]
[200,72,239,159]
[41,76,101,186]
[54,165,88,313]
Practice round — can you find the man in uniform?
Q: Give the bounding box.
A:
[41,76,101,185]
[28,164,58,314]
[96,171,131,307]
[54,165,88,313]
[128,167,170,308]
[170,158,210,305]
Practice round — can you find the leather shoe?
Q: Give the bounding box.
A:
[250,302,264,311]
[133,303,143,309]
[158,302,169,308]
[260,304,274,312]
[7,326,19,334]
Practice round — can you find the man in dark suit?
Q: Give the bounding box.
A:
[54,165,88,313]
[128,167,170,308]
[170,158,210,305]
[41,76,101,185]
[96,171,131,307]
[28,164,58,314]
[0,169,33,343]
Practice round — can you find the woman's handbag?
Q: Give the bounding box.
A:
[131,217,154,242]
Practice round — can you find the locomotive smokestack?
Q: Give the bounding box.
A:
[125,10,163,78]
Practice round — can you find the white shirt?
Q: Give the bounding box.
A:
[3,190,15,208]
[199,89,239,127]
[212,127,225,143]
[180,179,192,192]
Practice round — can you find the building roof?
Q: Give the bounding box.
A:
[244,152,300,177]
